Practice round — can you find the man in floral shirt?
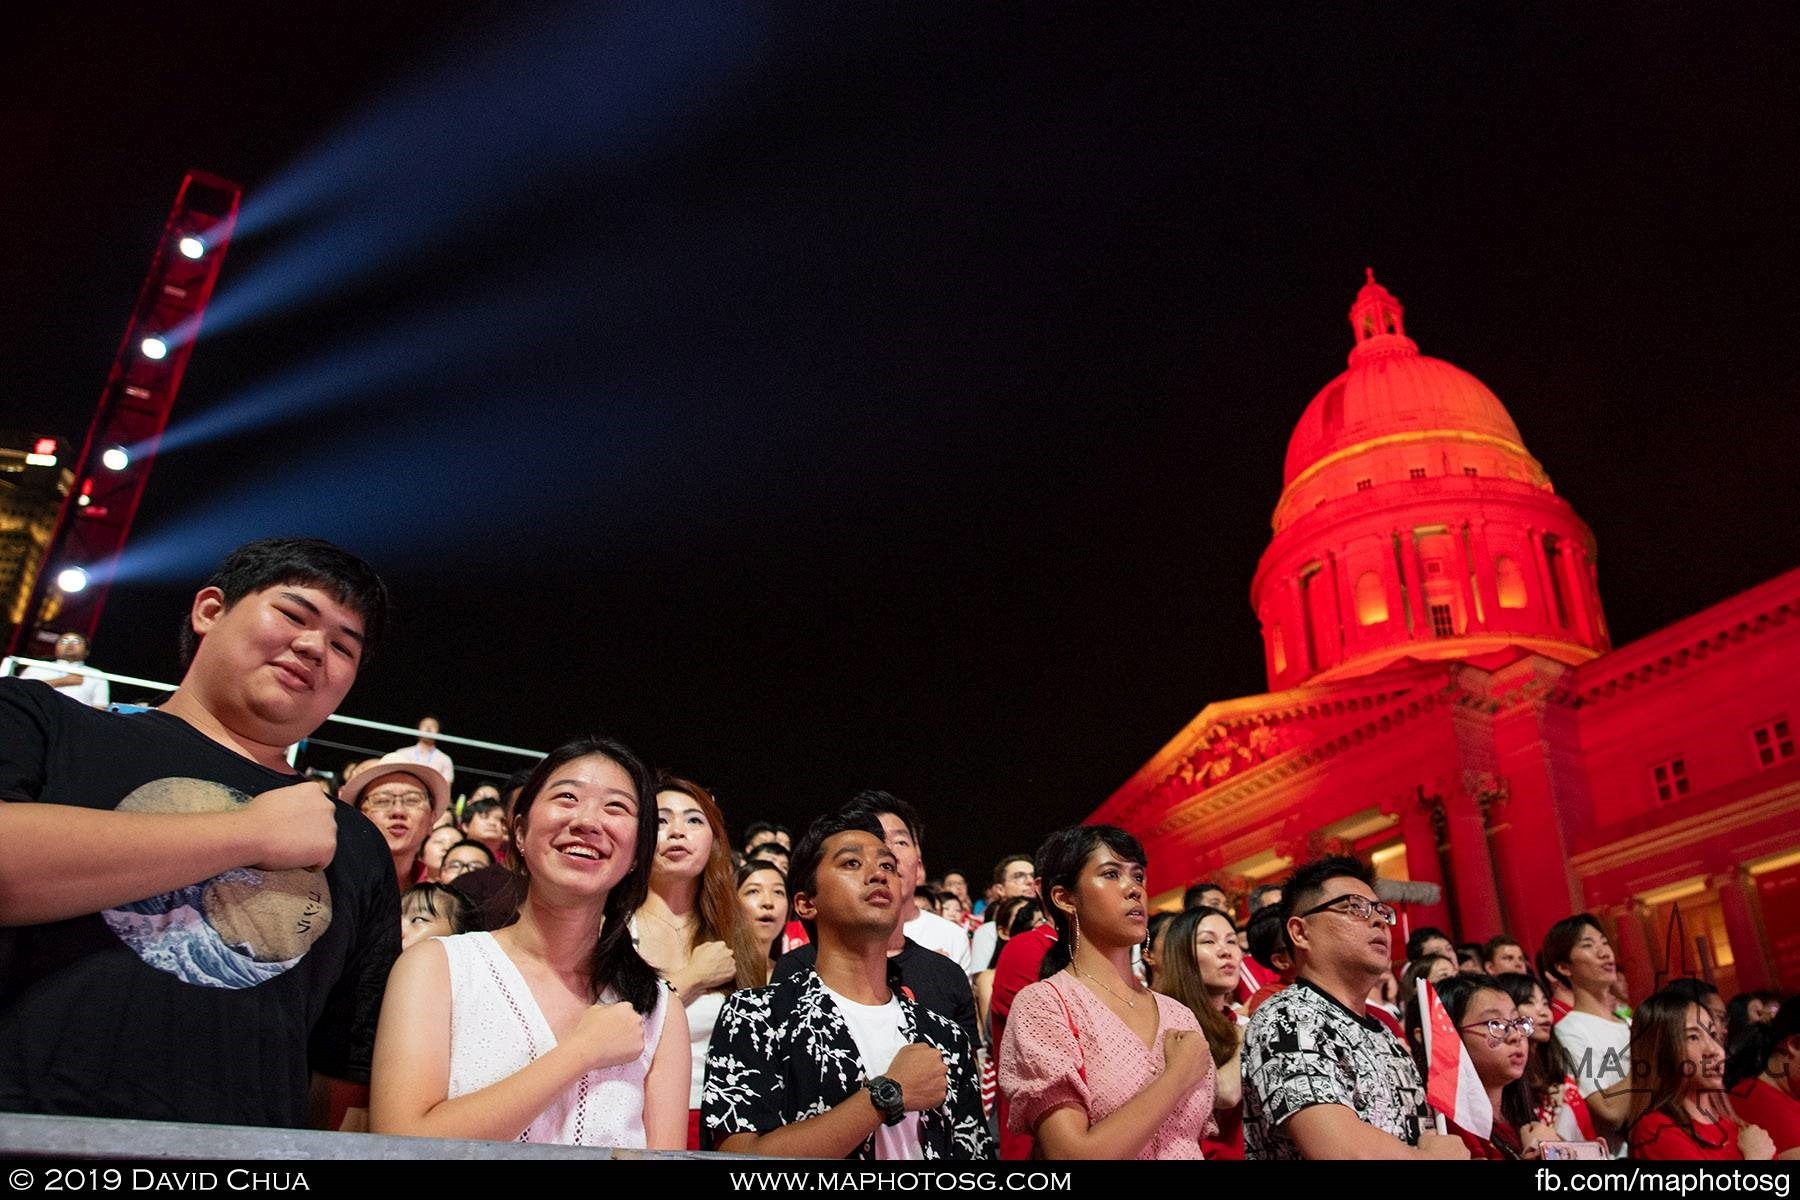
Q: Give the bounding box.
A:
[703,809,992,1159]
[1242,855,1468,1160]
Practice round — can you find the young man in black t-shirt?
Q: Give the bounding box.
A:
[0,537,400,1129]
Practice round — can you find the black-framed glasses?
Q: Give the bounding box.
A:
[1458,1017,1535,1045]
[1297,893,1398,926]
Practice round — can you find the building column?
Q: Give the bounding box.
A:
[1712,868,1776,993]
[1558,540,1597,645]
[1441,789,1505,940]
[1382,789,1452,933]
[1527,526,1558,628]
[1396,529,1427,639]
[1604,900,1657,1003]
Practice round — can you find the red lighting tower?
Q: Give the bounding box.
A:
[7,170,241,658]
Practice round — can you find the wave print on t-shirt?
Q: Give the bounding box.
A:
[98,777,332,989]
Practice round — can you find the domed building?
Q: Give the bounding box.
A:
[1091,273,1800,997]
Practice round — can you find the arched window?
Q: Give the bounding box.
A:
[1354,571,1389,625]
[1271,625,1287,675]
[1495,555,1528,609]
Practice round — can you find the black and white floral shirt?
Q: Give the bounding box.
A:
[1243,978,1429,1160]
[702,965,993,1160]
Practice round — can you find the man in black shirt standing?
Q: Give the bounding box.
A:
[0,538,400,1130]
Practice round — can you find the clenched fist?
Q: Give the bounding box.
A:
[244,780,337,871]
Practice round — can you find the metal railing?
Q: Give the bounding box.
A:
[0,657,544,776]
[0,1112,727,1161]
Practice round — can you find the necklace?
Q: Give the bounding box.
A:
[1072,964,1146,1010]
[641,907,696,934]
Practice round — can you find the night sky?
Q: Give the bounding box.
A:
[7,5,1799,881]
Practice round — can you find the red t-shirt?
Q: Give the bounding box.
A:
[990,924,1057,1161]
[1629,1111,1742,1160]
[1201,1101,1245,1160]
[1450,1118,1522,1160]
[1245,980,1287,1016]
[1729,1078,1800,1156]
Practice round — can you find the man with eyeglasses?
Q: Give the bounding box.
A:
[1243,855,1470,1160]
[341,754,449,889]
[967,854,1036,977]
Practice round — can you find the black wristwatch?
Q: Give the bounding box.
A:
[864,1075,905,1127]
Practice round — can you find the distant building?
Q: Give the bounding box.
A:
[0,433,73,638]
[1091,273,1799,998]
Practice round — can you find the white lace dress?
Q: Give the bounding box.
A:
[439,931,669,1147]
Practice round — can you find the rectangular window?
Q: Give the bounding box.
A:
[1356,478,1373,492]
[1752,719,1795,768]
[1425,560,1444,576]
[1651,757,1691,803]
[1409,467,1427,480]
[1429,602,1454,638]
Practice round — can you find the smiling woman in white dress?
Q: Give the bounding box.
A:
[369,735,689,1148]
[632,773,765,1149]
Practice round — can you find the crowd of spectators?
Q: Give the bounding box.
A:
[1,537,1794,1161]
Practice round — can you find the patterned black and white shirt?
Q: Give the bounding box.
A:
[702,965,993,1160]
[1243,978,1429,1160]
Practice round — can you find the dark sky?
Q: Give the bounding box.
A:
[6,5,1799,880]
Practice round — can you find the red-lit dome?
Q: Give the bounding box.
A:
[1250,271,1608,691]
[1281,270,1526,489]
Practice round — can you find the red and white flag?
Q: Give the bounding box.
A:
[1418,977,1492,1139]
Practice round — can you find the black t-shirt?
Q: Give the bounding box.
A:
[0,680,400,1127]
[775,937,979,1047]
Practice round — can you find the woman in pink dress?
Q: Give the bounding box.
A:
[998,825,1217,1159]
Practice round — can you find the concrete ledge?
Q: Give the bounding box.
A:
[0,1113,732,1160]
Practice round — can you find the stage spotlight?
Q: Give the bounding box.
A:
[101,446,130,471]
[140,336,169,360]
[55,566,90,594]
[177,235,206,260]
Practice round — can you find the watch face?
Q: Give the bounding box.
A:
[868,1077,903,1122]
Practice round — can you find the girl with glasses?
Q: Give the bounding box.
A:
[1405,974,1555,1159]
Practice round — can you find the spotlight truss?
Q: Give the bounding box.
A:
[7,170,242,656]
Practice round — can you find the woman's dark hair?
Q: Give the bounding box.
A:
[1724,992,1799,1090]
[734,857,787,890]
[1494,971,1577,1112]
[1143,910,1179,987]
[1004,899,1045,938]
[179,537,390,668]
[402,882,475,935]
[1625,988,1730,1150]
[1536,913,1605,992]
[1409,974,1535,1135]
[1034,824,1146,980]
[1246,906,1291,973]
[508,734,661,1015]
[445,838,495,864]
[1399,955,1453,1002]
[1155,906,1241,1067]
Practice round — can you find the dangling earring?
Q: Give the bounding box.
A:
[1072,910,1082,964]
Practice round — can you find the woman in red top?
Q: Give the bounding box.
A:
[1154,906,1246,1159]
[1408,975,1555,1159]
[1724,997,1800,1159]
[1627,989,1776,1160]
